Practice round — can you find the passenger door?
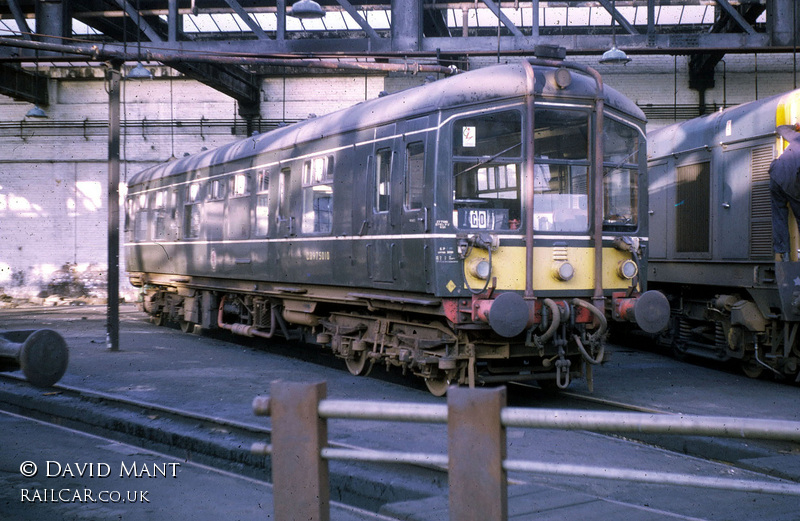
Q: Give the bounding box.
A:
[400,117,430,235]
[647,161,668,259]
[367,124,399,283]
[398,117,431,290]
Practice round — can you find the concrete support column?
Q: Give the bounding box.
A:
[768,0,799,47]
[36,1,69,56]
[168,0,183,42]
[392,0,421,52]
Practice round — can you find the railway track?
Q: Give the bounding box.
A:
[0,372,451,512]
[2,365,800,521]
[2,368,798,493]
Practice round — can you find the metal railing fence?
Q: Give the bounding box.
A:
[252,382,800,521]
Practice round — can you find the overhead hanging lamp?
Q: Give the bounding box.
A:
[127,0,153,79]
[26,105,47,118]
[128,62,152,79]
[599,0,631,65]
[289,0,325,19]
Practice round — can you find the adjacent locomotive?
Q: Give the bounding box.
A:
[126,52,668,395]
[647,89,800,381]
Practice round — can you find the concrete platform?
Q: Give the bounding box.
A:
[1,303,799,520]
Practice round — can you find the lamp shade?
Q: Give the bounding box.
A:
[128,62,153,79]
[25,105,47,118]
[289,0,325,19]
[599,46,631,65]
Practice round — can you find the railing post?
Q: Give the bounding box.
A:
[448,386,508,521]
[270,381,330,521]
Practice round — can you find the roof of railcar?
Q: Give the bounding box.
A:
[647,89,800,161]
[129,60,645,187]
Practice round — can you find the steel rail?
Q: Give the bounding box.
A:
[502,460,800,496]
[315,448,800,496]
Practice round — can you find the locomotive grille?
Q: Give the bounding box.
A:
[750,145,774,259]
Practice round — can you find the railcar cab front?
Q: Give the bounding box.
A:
[435,59,668,388]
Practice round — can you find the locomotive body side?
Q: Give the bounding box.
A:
[647,89,800,380]
[126,59,666,394]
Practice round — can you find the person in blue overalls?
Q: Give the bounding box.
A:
[770,124,800,261]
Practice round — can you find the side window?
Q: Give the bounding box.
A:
[230,173,250,198]
[208,178,225,201]
[375,148,392,213]
[301,156,334,234]
[134,193,149,241]
[255,169,270,237]
[278,167,293,235]
[227,172,251,239]
[405,142,425,210]
[184,182,202,239]
[153,189,167,239]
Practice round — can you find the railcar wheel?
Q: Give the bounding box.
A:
[345,351,371,376]
[740,357,764,379]
[424,376,450,397]
[179,320,194,334]
[152,313,165,327]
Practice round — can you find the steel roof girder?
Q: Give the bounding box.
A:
[418,32,772,55]
[480,0,524,38]
[334,0,381,41]
[170,61,260,105]
[111,0,164,43]
[714,0,758,36]
[596,0,640,35]
[7,0,32,41]
[222,0,270,40]
[0,64,48,106]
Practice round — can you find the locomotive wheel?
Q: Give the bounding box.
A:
[424,376,450,397]
[740,357,764,379]
[345,351,371,376]
[152,313,165,327]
